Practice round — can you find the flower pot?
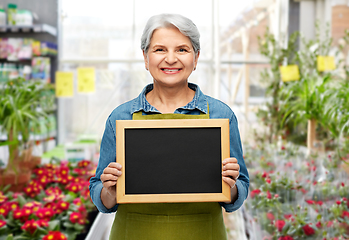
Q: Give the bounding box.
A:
[0,169,32,192]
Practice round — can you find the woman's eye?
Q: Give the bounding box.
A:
[155,49,164,52]
[179,48,188,52]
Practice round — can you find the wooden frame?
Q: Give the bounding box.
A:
[116,119,231,204]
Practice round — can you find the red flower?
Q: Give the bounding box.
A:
[316,201,323,206]
[305,200,315,205]
[302,224,315,235]
[37,219,49,227]
[266,178,271,184]
[278,236,294,240]
[6,201,19,211]
[43,231,67,240]
[0,193,7,205]
[266,190,272,199]
[59,166,69,176]
[36,207,55,221]
[316,221,322,228]
[327,221,333,227]
[342,211,349,218]
[73,198,82,206]
[336,200,341,205]
[69,212,85,224]
[0,220,6,228]
[21,219,38,235]
[57,201,70,212]
[266,212,275,221]
[275,220,285,232]
[262,172,269,178]
[78,160,90,168]
[65,182,82,193]
[0,205,9,217]
[250,189,261,198]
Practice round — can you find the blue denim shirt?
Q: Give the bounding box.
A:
[89,83,249,213]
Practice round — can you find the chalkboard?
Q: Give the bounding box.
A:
[116,119,230,203]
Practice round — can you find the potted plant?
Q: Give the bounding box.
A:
[0,77,52,191]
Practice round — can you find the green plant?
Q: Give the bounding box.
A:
[257,29,300,143]
[0,78,52,172]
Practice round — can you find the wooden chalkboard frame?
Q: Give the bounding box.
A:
[115,119,231,204]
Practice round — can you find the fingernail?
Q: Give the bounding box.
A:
[222,160,226,164]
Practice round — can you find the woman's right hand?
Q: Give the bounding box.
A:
[100,162,122,200]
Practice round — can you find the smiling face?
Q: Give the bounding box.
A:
[143,27,199,88]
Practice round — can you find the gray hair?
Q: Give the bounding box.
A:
[141,14,200,55]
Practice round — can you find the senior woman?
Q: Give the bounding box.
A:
[89,13,249,240]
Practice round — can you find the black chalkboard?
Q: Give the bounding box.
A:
[116,119,231,203]
[124,127,222,194]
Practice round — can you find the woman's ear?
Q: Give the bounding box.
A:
[194,51,200,70]
[143,50,149,70]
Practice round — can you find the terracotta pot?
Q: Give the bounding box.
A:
[0,170,32,192]
[20,156,42,172]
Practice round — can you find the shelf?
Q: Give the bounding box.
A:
[0,24,57,37]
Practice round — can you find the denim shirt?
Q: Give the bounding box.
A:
[89,83,249,213]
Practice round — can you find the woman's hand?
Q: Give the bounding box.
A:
[222,157,240,188]
[100,162,122,208]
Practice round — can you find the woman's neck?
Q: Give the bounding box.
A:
[146,81,195,113]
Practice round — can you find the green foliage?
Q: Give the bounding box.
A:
[257,29,300,143]
[0,78,53,169]
[257,23,349,151]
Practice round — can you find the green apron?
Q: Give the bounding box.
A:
[109,109,228,240]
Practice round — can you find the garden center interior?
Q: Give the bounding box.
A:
[0,0,349,239]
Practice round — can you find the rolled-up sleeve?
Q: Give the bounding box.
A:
[89,117,119,213]
[220,113,249,212]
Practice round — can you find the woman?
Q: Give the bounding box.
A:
[89,13,249,240]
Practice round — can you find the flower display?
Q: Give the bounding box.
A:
[244,142,349,239]
[0,159,97,239]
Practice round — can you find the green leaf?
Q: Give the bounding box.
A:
[48,220,60,231]
[16,195,27,207]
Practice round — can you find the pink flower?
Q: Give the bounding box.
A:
[305,199,315,205]
[266,178,271,184]
[275,220,286,232]
[302,224,315,235]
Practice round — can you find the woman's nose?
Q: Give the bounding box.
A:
[165,51,177,64]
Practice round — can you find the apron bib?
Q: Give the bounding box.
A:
[109,108,228,240]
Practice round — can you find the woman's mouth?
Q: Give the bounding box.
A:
[161,68,182,74]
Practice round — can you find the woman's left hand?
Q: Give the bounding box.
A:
[222,157,240,188]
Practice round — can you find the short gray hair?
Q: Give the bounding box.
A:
[141,14,200,55]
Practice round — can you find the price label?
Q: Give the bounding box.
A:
[279,65,300,82]
[77,68,95,93]
[55,72,74,97]
[317,56,336,72]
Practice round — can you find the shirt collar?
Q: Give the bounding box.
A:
[131,83,208,114]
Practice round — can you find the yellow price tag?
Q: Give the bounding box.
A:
[55,72,74,97]
[77,68,96,93]
[279,65,300,82]
[317,56,336,72]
